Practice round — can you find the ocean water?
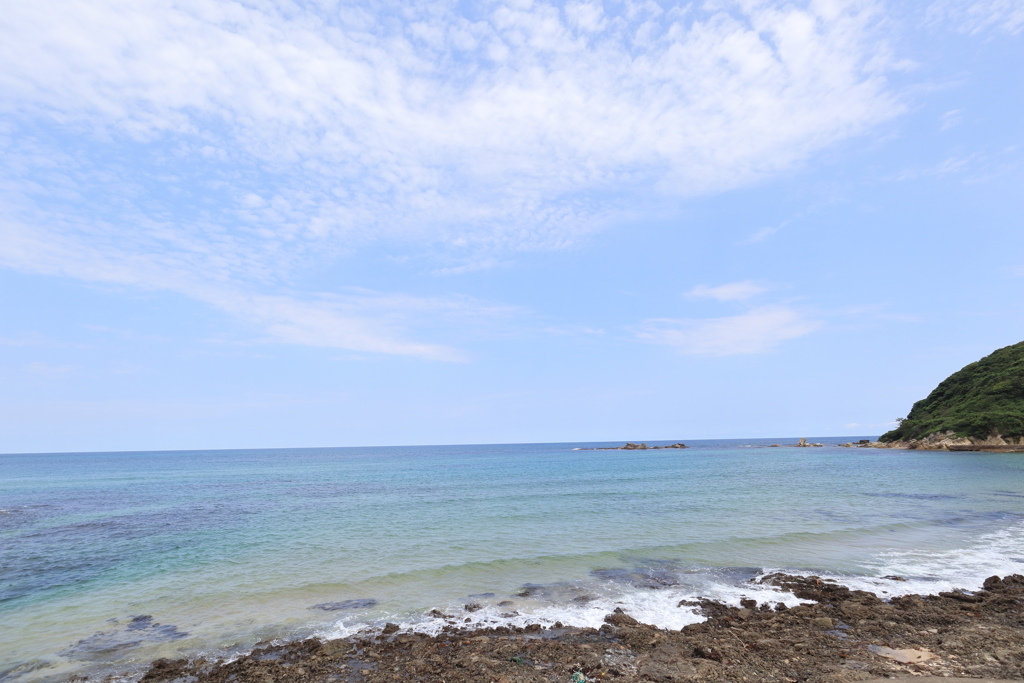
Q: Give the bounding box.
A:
[4,438,1024,682]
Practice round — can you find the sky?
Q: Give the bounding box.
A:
[1,0,1022,453]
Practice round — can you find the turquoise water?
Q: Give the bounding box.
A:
[4,438,1024,682]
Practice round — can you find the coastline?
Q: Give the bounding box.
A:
[859,431,1024,453]
[8,441,1024,683]
[139,573,1024,683]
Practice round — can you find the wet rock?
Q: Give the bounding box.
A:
[381,623,399,635]
[139,658,190,683]
[603,609,639,627]
[317,639,350,657]
[464,603,482,612]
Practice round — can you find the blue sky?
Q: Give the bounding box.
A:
[1,0,1022,453]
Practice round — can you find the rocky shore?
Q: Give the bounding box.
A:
[140,573,1024,683]
[861,431,1024,452]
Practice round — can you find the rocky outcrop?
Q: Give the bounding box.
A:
[794,438,824,448]
[591,442,689,450]
[866,430,1024,452]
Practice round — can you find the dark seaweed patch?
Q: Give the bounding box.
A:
[61,616,188,661]
[309,599,378,611]
[862,493,961,500]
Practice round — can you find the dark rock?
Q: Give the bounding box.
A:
[310,598,378,611]
[604,610,639,627]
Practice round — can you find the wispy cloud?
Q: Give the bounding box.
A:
[939,109,963,130]
[0,215,501,361]
[637,305,822,356]
[686,281,768,302]
[884,147,1019,183]
[739,226,782,244]
[0,333,74,348]
[26,361,74,377]
[927,0,1024,34]
[0,0,903,354]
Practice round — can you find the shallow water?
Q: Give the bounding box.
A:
[3,438,1024,682]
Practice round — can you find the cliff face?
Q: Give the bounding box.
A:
[879,340,1024,443]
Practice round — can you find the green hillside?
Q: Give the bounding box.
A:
[879,341,1024,442]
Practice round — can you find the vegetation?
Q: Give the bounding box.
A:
[880,341,1024,442]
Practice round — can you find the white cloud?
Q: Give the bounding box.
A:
[0,0,901,253]
[0,214,492,361]
[739,226,782,244]
[939,109,963,130]
[686,281,768,301]
[927,0,1024,34]
[637,305,822,356]
[0,0,902,355]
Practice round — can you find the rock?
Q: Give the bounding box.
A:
[381,623,399,635]
[604,610,640,627]
[841,602,871,619]
[464,603,482,612]
[795,438,809,447]
[317,639,351,657]
[866,645,936,664]
[638,644,721,682]
[810,617,833,628]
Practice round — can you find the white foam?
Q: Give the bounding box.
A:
[820,520,1024,597]
[315,572,811,641]
[316,521,1024,641]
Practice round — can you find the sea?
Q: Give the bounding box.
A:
[4,438,1024,682]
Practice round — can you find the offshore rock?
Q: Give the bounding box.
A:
[593,442,689,450]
